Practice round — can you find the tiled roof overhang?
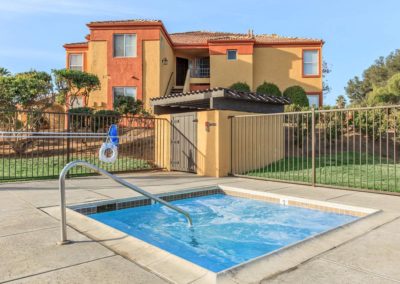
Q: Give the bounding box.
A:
[64,20,324,50]
[151,88,291,114]
[63,42,88,49]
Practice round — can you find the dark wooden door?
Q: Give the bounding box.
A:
[170,113,197,173]
[176,57,189,86]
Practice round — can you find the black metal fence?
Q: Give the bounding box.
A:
[0,109,169,181]
[231,105,400,194]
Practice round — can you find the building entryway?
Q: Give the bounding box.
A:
[170,112,197,173]
[176,57,189,86]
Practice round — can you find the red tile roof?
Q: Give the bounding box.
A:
[63,42,88,48]
[87,19,161,26]
[64,20,323,48]
[170,31,323,46]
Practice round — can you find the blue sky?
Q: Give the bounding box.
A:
[0,0,399,105]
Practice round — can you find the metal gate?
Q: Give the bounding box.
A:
[170,112,197,173]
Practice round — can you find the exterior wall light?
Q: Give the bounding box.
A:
[162,57,168,65]
[205,121,216,132]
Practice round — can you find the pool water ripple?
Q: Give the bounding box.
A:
[89,194,357,272]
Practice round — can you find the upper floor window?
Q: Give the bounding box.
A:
[69,54,83,71]
[190,57,210,78]
[114,34,137,57]
[303,49,320,77]
[113,87,137,99]
[227,49,237,60]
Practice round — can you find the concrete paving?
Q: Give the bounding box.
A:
[1,172,400,283]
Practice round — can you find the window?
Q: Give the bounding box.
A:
[70,97,84,108]
[190,57,210,78]
[303,50,320,76]
[113,87,137,99]
[227,49,237,60]
[69,54,83,71]
[308,94,320,107]
[114,34,137,57]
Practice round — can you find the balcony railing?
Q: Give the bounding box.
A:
[190,67,210,78]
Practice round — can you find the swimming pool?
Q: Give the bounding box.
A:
[89,193,358,272]
[61,185,378,283]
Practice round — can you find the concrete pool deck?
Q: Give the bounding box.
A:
[1,172,400,283]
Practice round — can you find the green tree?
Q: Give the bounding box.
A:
[229,82,251,92]
[256,81,281,96]
[53,69,100,107]
[283,86,309,107]
[367,73,400,105]
[345,76,372,105]
[0,70,54,154]
[335,95,347,109]
[0,67,10,77]
[322,60,332,94]
[0,70,54,110]
[345,49,400,105]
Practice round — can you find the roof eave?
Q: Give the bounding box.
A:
[254,40,324,47]
[63,42,89,49]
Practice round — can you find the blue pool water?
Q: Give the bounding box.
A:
[89,194,357,272]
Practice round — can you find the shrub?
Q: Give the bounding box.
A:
[113,96,144,115]
[93,110,120,132]
[256,82,281,96]
[68,107,94,130]
[229,82,251,92]
[283,86,309,107]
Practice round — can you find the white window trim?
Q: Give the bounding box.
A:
[113,87,137,98]
[227,49,238,61]
[303,49,320,76]
[113,34,137,58]
[307,94,320,107]
[68,54,83,71]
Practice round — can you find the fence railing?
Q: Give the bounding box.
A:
[0,109,169,182]
[231,105,400,194]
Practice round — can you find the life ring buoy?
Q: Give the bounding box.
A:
[99,142,118,163]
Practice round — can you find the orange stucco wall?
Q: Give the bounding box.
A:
[253,46,323,105]
[89,28,160,109]
[64,23,324,109]
[209,42,254,55]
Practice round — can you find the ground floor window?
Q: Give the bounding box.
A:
[70,96,84,108]
[113,87,137,99]
[307,94,320,107]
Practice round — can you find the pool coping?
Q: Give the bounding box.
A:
[44,185,381,284]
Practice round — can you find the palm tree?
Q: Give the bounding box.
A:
[0,67,10,76]
[336,95,347,109]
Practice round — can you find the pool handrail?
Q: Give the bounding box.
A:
[58,160,193,245]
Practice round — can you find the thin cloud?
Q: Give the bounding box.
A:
[0,0,142,16]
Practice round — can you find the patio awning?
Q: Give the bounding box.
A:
[151,88,291,115]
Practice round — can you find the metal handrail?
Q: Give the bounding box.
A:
[163,71,174,97]
[58,160,193,245]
